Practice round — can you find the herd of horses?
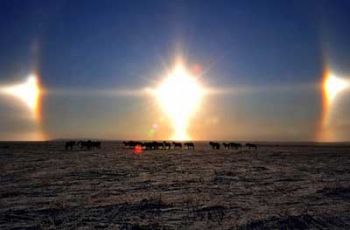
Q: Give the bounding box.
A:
[64,140,258,151]
[220,142,258,150]
[123,141,257,150]
[65,140,101,150]
[123,141,195,150]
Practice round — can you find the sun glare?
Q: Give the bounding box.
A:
[154,65,204,140]
[1,74,41,115]
[318,70,350,141]
[323,73,349,103]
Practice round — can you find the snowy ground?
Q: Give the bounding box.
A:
[0,141,350,229]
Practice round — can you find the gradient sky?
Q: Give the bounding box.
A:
[0,0,350,141]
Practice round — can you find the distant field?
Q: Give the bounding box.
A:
[0,142,349,229]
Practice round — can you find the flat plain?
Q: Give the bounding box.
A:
[0,141,350,229]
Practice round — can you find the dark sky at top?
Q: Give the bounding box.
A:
[0,0,349,141]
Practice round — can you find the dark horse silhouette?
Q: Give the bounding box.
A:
[209,142,220,149]
[139,141,162,150]
[246,143,257,150]
[65,141,76,150]
[172,142,182,149]
[77,140,92,150]
[222,142,230,149]
[184,142,195,149]
[230,142,242,149]
[152,141,163,150]
[141,142,153,150]
[123,141,142,149]
[163,141,171,149]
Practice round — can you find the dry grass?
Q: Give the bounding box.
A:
[0,141,350,229]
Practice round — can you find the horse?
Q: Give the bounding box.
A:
[230,142,242,149]
[152,141,163,150]
[172,142,182,149]
[142,142,153,150]
[78,140,102,150]
[77,140,94,150]
[163,141,171,149]
[209,142,220,149]
[246,143,257,150]
[222,142,230,149]
[184,142,195,149]
[123,141,141,149]
[65,141,76,150]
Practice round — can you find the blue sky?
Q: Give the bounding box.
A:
[0,0,349,141]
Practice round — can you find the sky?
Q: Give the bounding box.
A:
[0,0,350,141]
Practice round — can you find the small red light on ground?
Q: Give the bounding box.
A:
[134,145,143,155]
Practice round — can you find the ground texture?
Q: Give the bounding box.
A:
[0,142,350,229]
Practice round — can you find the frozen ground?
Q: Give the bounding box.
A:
[0,141,350,229]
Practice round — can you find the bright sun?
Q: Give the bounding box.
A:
[319,71,350,141]
[323,73,349,103]
[155,65,204,140]
[1,74,41,113]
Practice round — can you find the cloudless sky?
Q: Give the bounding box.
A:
[0,0,349,141]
